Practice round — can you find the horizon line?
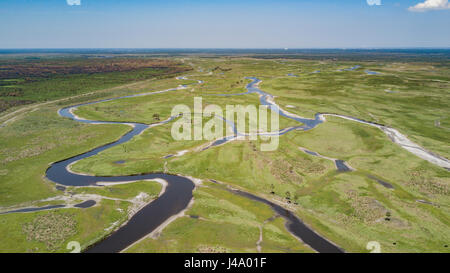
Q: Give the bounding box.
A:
[1,47,450,50]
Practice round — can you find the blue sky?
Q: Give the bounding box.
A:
[0,0,449,48]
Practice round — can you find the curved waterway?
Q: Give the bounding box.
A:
[206,77,324,148]
[45,77,344,253]
[229,188,343,253]
[219,77,450,169]
[42,73,449,253]
[47,88,196,253]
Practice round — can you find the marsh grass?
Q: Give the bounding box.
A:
[1,57,449,252]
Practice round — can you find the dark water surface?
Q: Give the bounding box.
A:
[74,200,97,208]
[0,205,66,215]
[367,175,394,189]
[335,160,352,172]
[229,189,344,253]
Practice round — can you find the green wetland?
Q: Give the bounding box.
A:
[0,52,449,253]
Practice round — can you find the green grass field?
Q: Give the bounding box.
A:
[0,55,448,253]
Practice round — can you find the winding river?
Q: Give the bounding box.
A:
[41,76,344,253]
[38,72,449,253]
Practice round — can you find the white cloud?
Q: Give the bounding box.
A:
[67,0,81,6]
[408,0,450,11]
[367,0,382,6]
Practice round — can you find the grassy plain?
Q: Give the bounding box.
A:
[0,55,448,252]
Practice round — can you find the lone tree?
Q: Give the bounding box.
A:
[153,113,160,121]
[385,211,391,221]
[285,191,291,203]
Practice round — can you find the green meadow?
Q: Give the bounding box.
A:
[0,56,448,252]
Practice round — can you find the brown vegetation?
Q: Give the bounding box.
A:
[405,168,449,196]
[346,190,387,224]
[0,99,34,112]
[22,212,77,251]
[0,58,188,80]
